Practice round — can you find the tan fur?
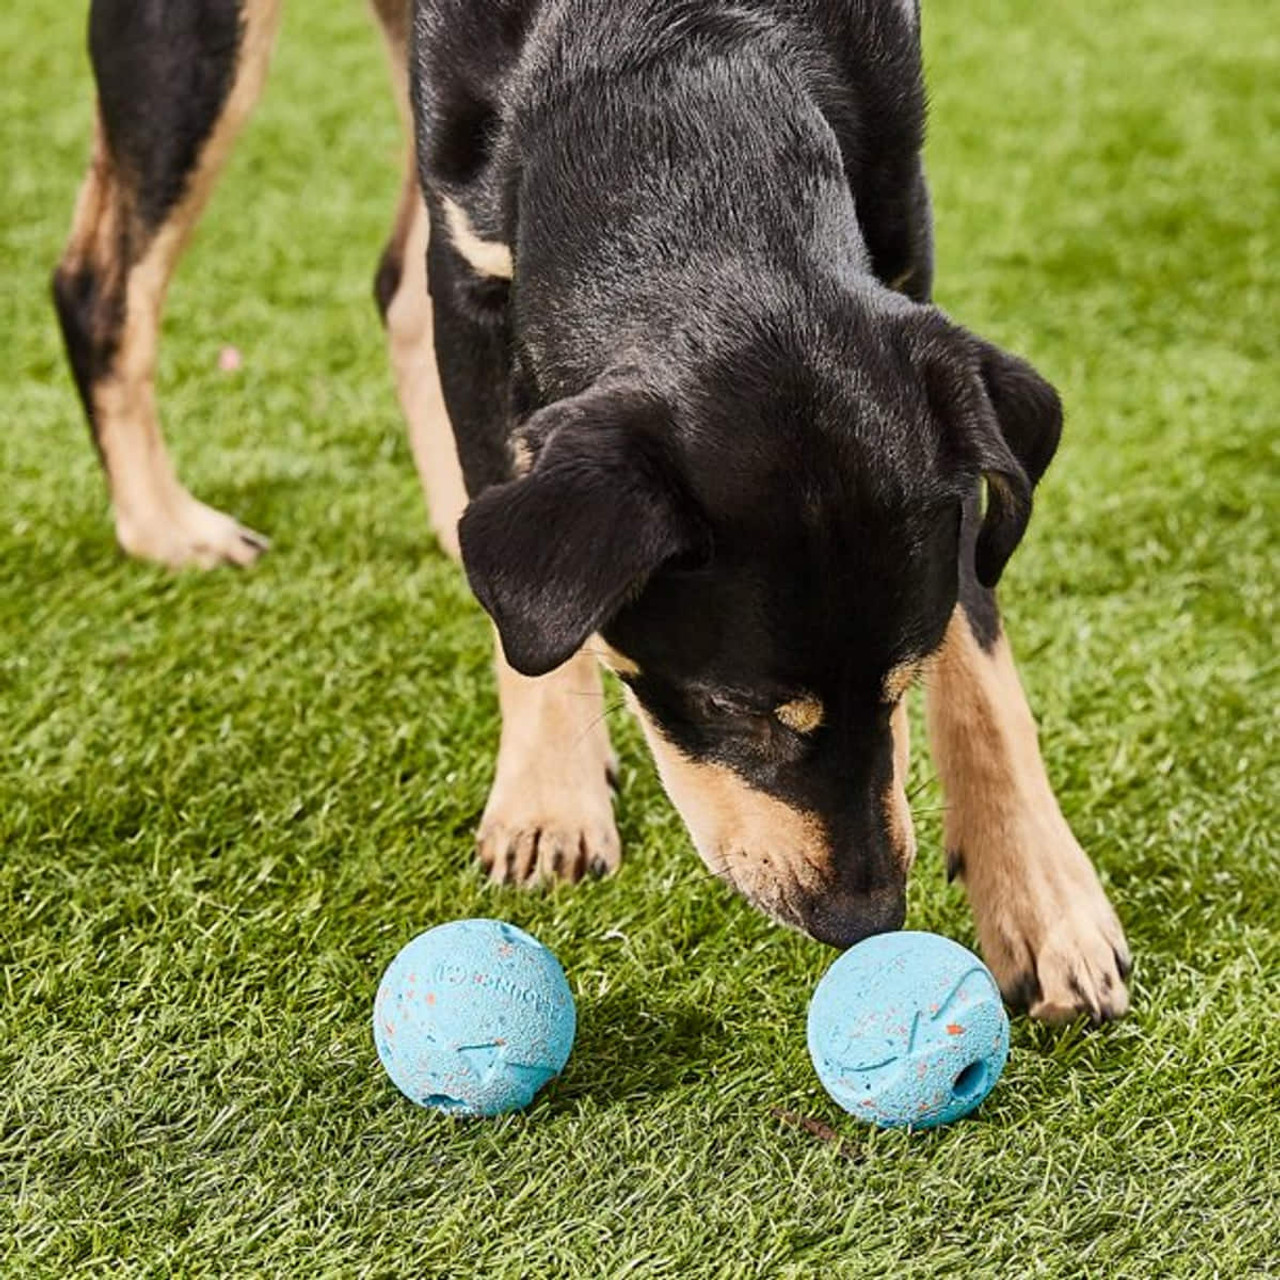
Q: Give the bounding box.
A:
[390,1,590,883]
[886,697,916,869]
[629,698,828,925]
[61,119,124,305]
[775,696,824,734]
[882,658,921,704]
[888,265,916,292]
[478,641,621,884]
[371,5,468,559]
[383,194,469,558]
[591,636,640,678]
[442,197,515,280]
[367,0,410,59]
[65,0,283,568]
[510,435,535,477]
[926,609,1130,1022]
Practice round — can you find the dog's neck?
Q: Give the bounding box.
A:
[509,49,884,402]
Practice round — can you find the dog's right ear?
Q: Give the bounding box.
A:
[459,385,705,677]
[912,314,1063,589]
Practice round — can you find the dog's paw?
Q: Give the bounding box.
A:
[477,800,620,886]
[478,648,620,887]
[963,821,1131,1025]
[116,491,269,569]
[1014,903,1131,1025]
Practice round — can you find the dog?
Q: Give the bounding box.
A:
[52,0,1130,1022]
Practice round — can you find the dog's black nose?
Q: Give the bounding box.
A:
[800,885,906,950]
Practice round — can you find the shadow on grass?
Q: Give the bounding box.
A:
[13,469,454,582]
[551,991,732,1107]
[183,474,439,569]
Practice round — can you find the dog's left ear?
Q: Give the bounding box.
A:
[919,322,1063,587]
[458,384,705,677]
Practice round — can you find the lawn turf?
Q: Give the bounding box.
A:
[1,1,1277,1276]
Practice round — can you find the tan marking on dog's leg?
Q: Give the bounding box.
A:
[441,197,515,280]
[371,5,468,560]
[66,0,282,568]
[925,609,1131,1022]
[60,117,121,308]
[478,640,620,885]
[385,195,468,558]
[883,658,923,705]
[886,698,917,871]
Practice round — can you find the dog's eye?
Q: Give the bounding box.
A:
[682,686,815,761]
[684,686,768,724]
[698,689,752,718]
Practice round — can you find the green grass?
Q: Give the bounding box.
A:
[2,1,1276,1275]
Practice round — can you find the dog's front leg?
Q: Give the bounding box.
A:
[477,641,620,886]
[926,606,1131,1023]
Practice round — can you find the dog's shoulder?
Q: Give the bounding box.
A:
[413,1,924,178]
[414,0,928,294]
[412,0,544,230]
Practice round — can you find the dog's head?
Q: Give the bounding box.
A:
[459,295,1061,947]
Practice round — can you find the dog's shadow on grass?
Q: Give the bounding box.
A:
[549,992,732,1108]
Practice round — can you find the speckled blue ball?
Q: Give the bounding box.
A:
[373,920,576,1117]
[807,931,1009,1129]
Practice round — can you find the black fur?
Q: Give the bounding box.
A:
[50,261,121,450]
[956,493,1002,652]
[373,240,403,324]
[411,0,1064,946]
[52,0,246,448]
[460,384,707,674]
[425,204,518,492]
[88,0,243,234]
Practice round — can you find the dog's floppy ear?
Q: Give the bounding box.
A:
[920,322,1063,587]
[459,385,704,676]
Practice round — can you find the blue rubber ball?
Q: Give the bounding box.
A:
[373,919,576,1116]
[807,931,1009,1129]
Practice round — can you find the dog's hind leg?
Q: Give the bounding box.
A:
[925,525,1132,1023]
[368,0,467,559]
[52,0,282,568]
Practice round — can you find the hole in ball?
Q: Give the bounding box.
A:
[421,1093,469,1113]
[951,1061,987,1101]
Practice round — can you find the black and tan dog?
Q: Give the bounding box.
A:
[53,0,1130,1022]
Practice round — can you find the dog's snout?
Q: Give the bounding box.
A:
[799,884,906,950]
